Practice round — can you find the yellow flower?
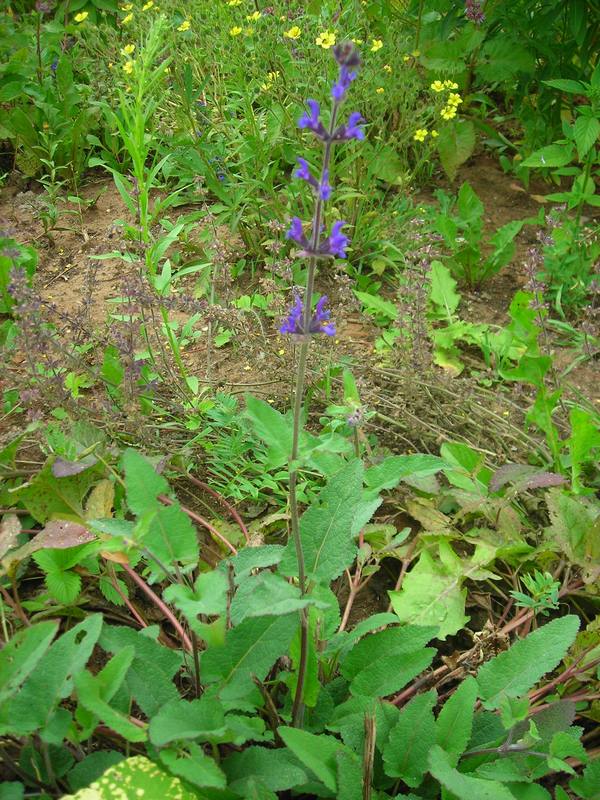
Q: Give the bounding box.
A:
[246,11,261,21]
[431,129,439,137]
[447,92,462,106]
[108,61,113,68]
[430,80,445,92]
[376,87,385,94]
[284,25,301,39]
[443,80,459,89]
[383,64,392,73]
[316,30,336,49]
[177,19,190,32]
[411,49,420,57]
[120,43,135,55]
[228,0,242,5]
[74,11,88,22]
[120,3,133,9]
[142,0,153,9]
[351,38,363,45]
[440,106,457,120]
[123,59,135,74]
[402,54,410,62]
[121,12,133,24]
[229,26,242,36]
[370,38,383,52]
[413,129,428,142]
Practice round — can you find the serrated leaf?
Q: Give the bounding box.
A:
[122,448,169,516]
[67,751,124,791]
[45,569,81,605]
[364,455,445,497]
[341,625,436,681]
[437,120,476,181]
[278,727,342,792]
[351,647,435,698]
[0,621,58,705]
[202,614,297,700]
[142,502,199,576]
[158,744,226,789]
[428,745,516,800]
[430,260,460,321]
[476,615,580,709]
[149,696,226,745]
[75,668,147,743]
[223,746,308,792]
[521,144,574,168]
[383,690,436,785]
[570,759,600,799]
[573,116,600,160]
[436,675,478,765]
[230,572,321,625]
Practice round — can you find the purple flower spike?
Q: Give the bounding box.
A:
[321,220,349,258]
[286,216,309,249]
[319,169,332,200]
[280,295,336,338]
[331,65,357,102]
[294,157,318,189]
[298,99,328,139]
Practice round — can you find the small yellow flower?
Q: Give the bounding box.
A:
[177,19,190,32]
[120,3,133,9]
[74,11,88,22]
[376,87,385,94]
[121,12,133,24]
[229,26,242,36]
[443,80,459,89]
[413,128,428,142]
[108,61,113,68]
[246,11,261,21]
[370,38,383,52]
[403,54,410,62]
[122,59,135,74]
[430,80,445,92]
[447,92,462,106]
[351,38,363,45]
[283,25,301,39]
[430,129,439,137]
[411,49,420,57]
[267,70,280,80]
[228,0,242,5]
[142,0,153,9]
[120,43,135,55]
[383,64,392,73]
[316,30,336,49]
[440,106,457,120]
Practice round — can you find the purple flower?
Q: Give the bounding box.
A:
[321,220,349,258]
[50,58,58,73]
[298,99,328,139]
[294,157,318,189]
[280,295,336,337]
[286,216,309,249]
[465,0,485,24]
[319,169,332,200]
[334,112,365,141]
[331,65,357,101]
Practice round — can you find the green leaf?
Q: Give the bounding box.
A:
[351,647,435,698]
[354,290,399,323]
[383,690,437,786]
[67,752,124,791]
[44,568,81,605]
[158,744,226,789]
[164,570,228,636]
[230,572,321,625]
[570,759,600,799]
[12,460,100,523]
[149,696,226,745]
[142,503,199,575]
[1,615,102,736]
[573,116,600,160]
[0,621,58,705]
[223,746,308,792]
[429,260,460,321]
[544,491,600,582]
[364,455,445,497]
[278,727,342,792]
[437,120,476,181]
[245,395,293,469]
[476,615,580,709]
[567,407,600,493]
[428,745,517,800]
[521,144,574,168]
[436,675,478,765]
[0,783,24,800]
[336,747,363,800]
[75,668,147,743]
[280,460,365,584]
[62,756,197,800]
[202,614,297,700]
[122,448,169,516]
[389,541,470,638]
[543,79,586,95]
[341,625,436,681]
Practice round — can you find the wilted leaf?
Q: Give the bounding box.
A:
[52,455,98,478]
[0,514,21,559]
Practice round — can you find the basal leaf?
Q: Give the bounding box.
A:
[430,260,460,321]
[223,746,308,792]
[278,727,342,793]
[476,615,580,709]
[383,690,437,786]
[149,697,226,745]
[0,621,58,705]
[436,675,478,765]
[122,448,169,516]
[158,744,226,789]
[428,745,516,800]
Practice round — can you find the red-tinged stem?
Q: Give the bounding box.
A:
[158,494,237,555]
[107,564,148,629]
[121,563,193,653]
[185,473,250,543]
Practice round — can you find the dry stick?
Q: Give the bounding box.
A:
[185,473,250,543]
[386,539,418,613]
[158,494,237,555]
[107,564,148,630]
[0,585,29,627]
[120,563,193,653]
[363,713,376,800]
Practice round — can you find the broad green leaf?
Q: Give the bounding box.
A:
[350,648,435,698]
[521,144,574,168]
[428,745,516,800]
[122,448,169,516]
[0,621,58,705]
[141,503,199,575]
[543,79,586,94]
[429,260,460,321]
[383,690,437,785]
[278,727,342,792]
[544,492,600,582]
[336,747,363,800]
[437,120,476,181]
[476,615,580,709]
[158,744,226,789]
[61,756,197,800]
[354,290,399,323]
[341,625,437,681]
[164,570,228,637]
[149,696,226,745]
[67,752,124,791]
[567,408,600,493]
[1,615,102,736]
[230,572,322,625]
[0,783,24,800]
[570,759,600,799]
[223,746,308,792]
[364,455,445,497]
[389,542,470,638]
[202,614,297,700]
[228,544,284,580]
[573,116,600,160]
[245,395,293,468]
[12,460,100,523]
[75,663,146,743]
[436,675,478,765]
[280,460,365,584]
